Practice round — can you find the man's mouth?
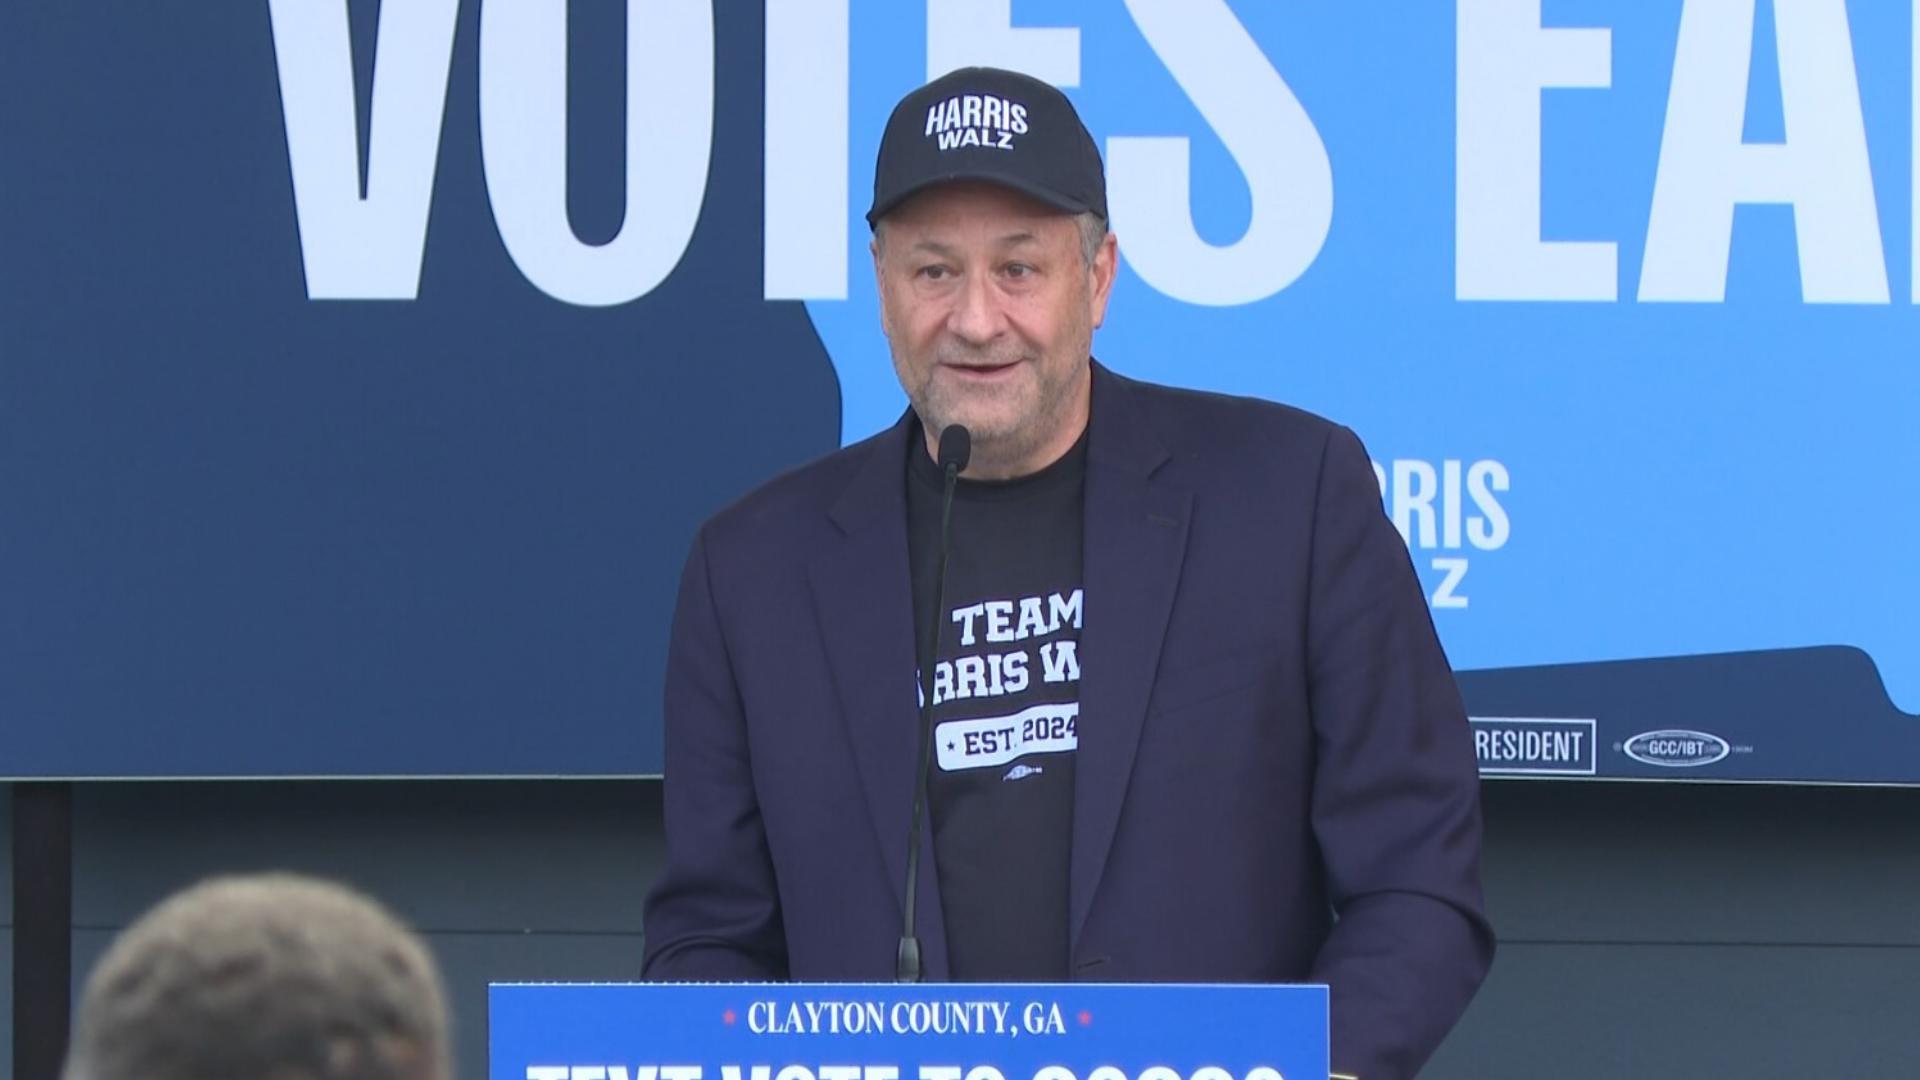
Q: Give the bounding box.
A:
[941,359,1020,378]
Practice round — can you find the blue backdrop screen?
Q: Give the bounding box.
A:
[3,2,1914,781]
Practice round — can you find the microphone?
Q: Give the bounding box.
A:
[898,424,970,983]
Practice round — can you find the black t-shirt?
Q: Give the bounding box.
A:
[907,425,1086,981]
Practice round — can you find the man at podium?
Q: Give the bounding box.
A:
[644,66,1493,1080]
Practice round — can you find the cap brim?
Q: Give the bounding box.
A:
[866,169,1096,228]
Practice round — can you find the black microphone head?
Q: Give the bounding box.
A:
[937,425,972,473]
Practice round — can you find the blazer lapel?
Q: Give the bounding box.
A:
[1071,364,1192,954]
[805,415,951,979]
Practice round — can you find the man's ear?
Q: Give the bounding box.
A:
[870,233,892,339]
[1088,229,1119,330]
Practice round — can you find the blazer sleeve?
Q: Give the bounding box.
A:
[1302,425,1496,1080]
[641,525,790,981]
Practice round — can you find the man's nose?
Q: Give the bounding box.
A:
[947,272,1006,345]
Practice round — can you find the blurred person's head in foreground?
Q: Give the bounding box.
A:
[64,872,452,1080]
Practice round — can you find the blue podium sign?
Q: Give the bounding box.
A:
[490,984,1328,1080]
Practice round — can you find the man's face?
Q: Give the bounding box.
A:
[872,182,1117,479]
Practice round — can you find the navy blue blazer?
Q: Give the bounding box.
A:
[643,363,1493,1080]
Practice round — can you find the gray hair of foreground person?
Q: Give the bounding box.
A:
[64,872,453,1080]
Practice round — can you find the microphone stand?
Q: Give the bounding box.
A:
[897,424,969,983]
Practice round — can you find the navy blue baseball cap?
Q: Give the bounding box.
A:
[866,66,1106,228]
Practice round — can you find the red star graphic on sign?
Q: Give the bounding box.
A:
[1077,1010,1092,1026]
[723,1009,737,1025]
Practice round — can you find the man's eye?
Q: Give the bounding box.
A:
[918,265,951,281]
[1004,263,1035,278]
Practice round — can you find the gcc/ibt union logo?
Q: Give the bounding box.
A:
[1621,729,1733,768]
